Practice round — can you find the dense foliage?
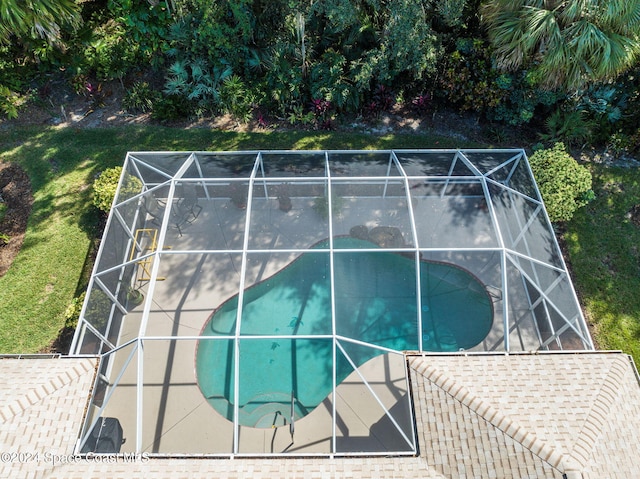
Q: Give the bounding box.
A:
[529,143,594,223]
[0,0,80,44]
[481,0,640,92]
[92,166,123,212]
[92,166,141,212]
[0,0,639,148]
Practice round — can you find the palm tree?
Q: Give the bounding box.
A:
[481,0,640,91]
[0,0,80,44]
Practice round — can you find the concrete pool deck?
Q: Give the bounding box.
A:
[100,343,412,455]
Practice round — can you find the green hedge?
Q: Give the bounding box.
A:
[529,143,593,223]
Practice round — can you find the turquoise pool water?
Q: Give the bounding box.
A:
[196,237,493,427]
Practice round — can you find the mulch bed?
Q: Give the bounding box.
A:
[0,162,33,277]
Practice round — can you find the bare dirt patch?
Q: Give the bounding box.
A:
[1,76,495,143]
[0,162,34,277]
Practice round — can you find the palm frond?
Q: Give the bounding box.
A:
[482,0,640,91]
[524,6,560,50]
[0,0,79,43]
[167,60,188,80]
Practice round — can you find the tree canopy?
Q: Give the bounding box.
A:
[481,0,640,91]
[0,0,80,44]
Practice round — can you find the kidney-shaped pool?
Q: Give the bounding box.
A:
[195,237,493,428]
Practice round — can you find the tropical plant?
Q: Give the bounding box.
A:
[286,104,315,126]
[481,0,640,91]
[438,38,505,113]
[438,38,563,125]
[122,82,160,114]
[219,74,256,123]
[539,109,594,147]
[433,0,468,28]
[437,39,506,113]
[311,98,334,129]
[264,40,306,115]
[81,20,141,81]
[576,85,628,143]
[167,1,254,74]
[412,93,432,115]
[0,84,21,119]
[151,94,194,122]
[488,72,563,126]
[309,50,358,112]
[348,0,440,88]
[0,0,80,44]
[107,0,172,66]
[364,84,396,118]
[529,143,594,223]
[163,58,232,116]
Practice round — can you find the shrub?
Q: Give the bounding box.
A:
[107,0,172,65]
[219,74,255,123]
[122,81,160,114]
[539,109,593,147]
[93,166,142,212]
[0,85,21,119]
[438,39,563,126]
[81,20,141,81]
[529,143,593,223]
[64,292,85,329]
[162,58,231,117]
[437,40,503,113]
[576,85,627,145]
[151,94,194,122]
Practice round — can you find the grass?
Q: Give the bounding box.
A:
[564,165,640,364]
[0,125,468,353]
[1,125,638,366]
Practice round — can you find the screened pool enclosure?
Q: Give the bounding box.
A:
[71,149,593,457]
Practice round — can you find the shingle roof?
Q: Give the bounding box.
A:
[0,357,97,478]
[409,352,640,479]
[1,352,639,478]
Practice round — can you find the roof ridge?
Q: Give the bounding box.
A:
[408,356,576,474]
[568,354,628,468]
[0,359,94,423]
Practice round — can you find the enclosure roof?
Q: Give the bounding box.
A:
[69,149,595,459]
[82,148,592,352]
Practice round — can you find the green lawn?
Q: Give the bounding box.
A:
[564,165,640,363]
[0,125,465,353]
[1,125,638,366]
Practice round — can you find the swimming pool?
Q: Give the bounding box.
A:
[195,237,493,428]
